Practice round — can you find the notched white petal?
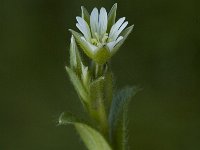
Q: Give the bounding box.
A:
[99,7,108,36]
[113,21,128,40]
[109,17,126,40]
[90,8,99,38]
[76,17,91,41]
[116,36,123,43]
[106,41,116,51]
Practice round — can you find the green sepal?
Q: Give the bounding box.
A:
[66,66,89,104]
[93,46,111,64]
[59,112,112,150]
[109,86,140,150]
[69,29,94,59]
[81,6,90,24]
[107,3,117,32]
[111,25,134,56]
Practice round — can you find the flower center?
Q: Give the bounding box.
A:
[91,33,109,47]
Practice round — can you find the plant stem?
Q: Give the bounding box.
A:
[89,62,109,137]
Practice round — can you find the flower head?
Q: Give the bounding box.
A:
[70,3,134,64]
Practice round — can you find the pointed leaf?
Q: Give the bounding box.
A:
[70,36,82,73]
[59,112,112,150]
[59,112,80,125]
[75,123,112,150]
[109,86,140,150]
[81,62,90,90]
[107,3,117,32]
[66,66,89,103]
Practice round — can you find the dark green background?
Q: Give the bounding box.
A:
[1,0,200,149]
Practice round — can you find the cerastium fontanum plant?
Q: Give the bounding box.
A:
[59,3,140,150]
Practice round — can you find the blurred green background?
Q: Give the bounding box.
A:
[1,0,200,149]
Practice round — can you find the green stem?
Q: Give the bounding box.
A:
[87,93,108,137]
[95,63,104,78]
[88,62,109,137]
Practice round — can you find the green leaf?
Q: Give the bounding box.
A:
[75,123,112,150]
[59,112,112,150]
[59,112,80,125]
[70,36,82,73]
[81,6,90,24]
[66,66,89,104]
[109,86,140,150]
[107,3,117,32]
[111,25,134,56]
[81,63,90,91]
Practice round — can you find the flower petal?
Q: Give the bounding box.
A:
[90,8,99,38]
[113,21,128,41]
[106,36,123,51]
[76,17,91,41]
[115,36,123,44]
[99,7,108,36]
[109,17,125,40]
[106,41,116,51]
[110,25,134,55]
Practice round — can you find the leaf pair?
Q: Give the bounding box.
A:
[59,86,140,150]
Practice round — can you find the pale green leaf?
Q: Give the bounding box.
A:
[70,36,82,73]
[109,86,140,150]
[59,112,112,150]
[59,112,79,125]
[66,66,89,104]
[75,123,112,150]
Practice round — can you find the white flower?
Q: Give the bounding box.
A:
[70,3,134,64]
